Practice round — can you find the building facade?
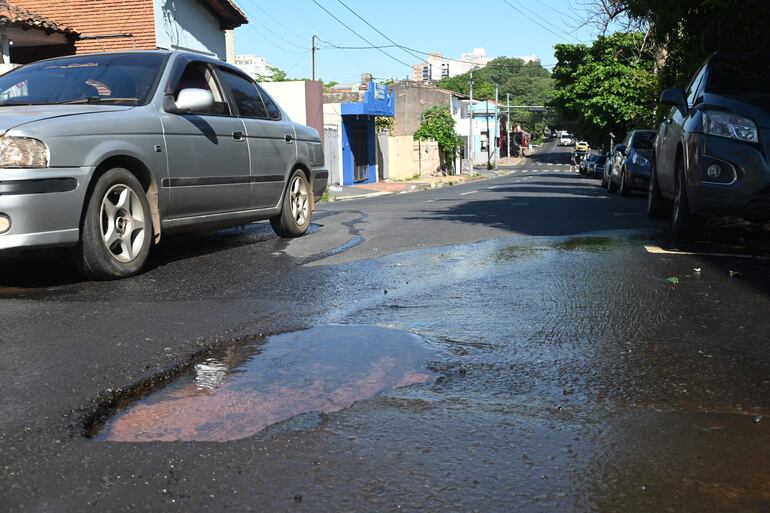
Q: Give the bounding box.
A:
[235,54,272,80]
[323,81,395,186]
[11,0,246,60]
[412,48,492,83]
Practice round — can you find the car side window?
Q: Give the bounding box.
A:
[255,84,282,120]
[685,65,706,108]
[217,69,269,119]
[622,133,632,148]
[173,62,229,116]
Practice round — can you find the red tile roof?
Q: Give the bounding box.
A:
[201,0,247,29]
[0,0,78,36]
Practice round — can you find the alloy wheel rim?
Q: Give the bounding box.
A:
[100,184,146,263]
[289,175,309,226]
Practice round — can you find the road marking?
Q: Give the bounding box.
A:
[425,199,435,203]
[644,245,768,259]
[459,190,478,196]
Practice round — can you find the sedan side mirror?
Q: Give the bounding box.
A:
[171,88,214,113]
[660,88,687,110]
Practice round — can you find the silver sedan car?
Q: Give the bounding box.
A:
[0,51,327,279]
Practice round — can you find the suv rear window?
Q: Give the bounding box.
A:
[707,56,770,96]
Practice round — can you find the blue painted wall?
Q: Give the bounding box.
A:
[339,82,395,185]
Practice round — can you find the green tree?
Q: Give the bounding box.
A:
[413,105,462,172]
[592,0,770,87]
[549,32,657,147]
[437,57,554,142]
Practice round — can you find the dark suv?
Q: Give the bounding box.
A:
[607,129,656,196]
[649,53,770,237]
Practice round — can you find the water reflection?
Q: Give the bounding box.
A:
[97,325,438,442]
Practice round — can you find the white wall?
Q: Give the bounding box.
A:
[259,81,306,124]
[323,103,343,185]
[154,0,226,59]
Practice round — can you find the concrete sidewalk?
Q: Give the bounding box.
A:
[326,157,525,202]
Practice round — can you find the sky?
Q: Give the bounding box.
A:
[232,0,611,84]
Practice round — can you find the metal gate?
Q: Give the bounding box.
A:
[324,126,340,185]
[351,128,369,183]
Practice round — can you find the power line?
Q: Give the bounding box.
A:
[238,1,308,51]
[334,0,426,63]
[515,1,583,42]
[319,39,556,70]
[533,0,573,19]
[242,0,307,40]
[318,43,401,50]
[282,0,365,76]
[501,0,578,43]
[310,0,414,69]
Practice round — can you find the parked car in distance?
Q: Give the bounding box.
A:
[650,52,770,238]
[589,154,608,179]
[606,129,656,195]
[0,51,328,279]
[602,144,625,189]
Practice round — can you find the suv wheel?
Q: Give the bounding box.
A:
[647,160,670,219]
[671,156,705,239]
[607,169,617,193]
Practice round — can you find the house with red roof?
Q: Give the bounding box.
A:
[0,0,246,67]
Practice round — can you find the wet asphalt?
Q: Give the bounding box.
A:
[1,138,770,512]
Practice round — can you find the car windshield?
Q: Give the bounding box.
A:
[0,53,165,106]
[707,55,770,96]
[633,132,655,150]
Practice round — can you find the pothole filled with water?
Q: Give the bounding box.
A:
[93,325,440,442]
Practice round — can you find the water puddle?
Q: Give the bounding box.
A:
[94,325,439,442]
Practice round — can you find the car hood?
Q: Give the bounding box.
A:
[0,105,134,135]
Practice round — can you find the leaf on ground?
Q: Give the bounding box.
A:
[666,276,680,285]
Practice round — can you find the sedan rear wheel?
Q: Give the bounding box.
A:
[270,169,311,238]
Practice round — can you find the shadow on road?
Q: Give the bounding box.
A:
[0,222,295,290]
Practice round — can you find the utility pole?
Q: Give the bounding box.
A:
[467,67,474,174]
[506,93,510,161]
[311,35,317,81]
[485,100,491,170]
[494,85,499,171]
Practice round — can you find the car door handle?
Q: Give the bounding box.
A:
[232,131,245,141]
[284,134,295,144]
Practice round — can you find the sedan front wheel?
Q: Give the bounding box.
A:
[72,168,152,279]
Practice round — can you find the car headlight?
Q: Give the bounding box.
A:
[703,111,758,143]
[632,153,649,166]
[0,136,49,168]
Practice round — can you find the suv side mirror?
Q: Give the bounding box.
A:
[660,88,687,110]
[170,88,214,113]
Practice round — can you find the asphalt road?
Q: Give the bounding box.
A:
[2,138,770,512]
